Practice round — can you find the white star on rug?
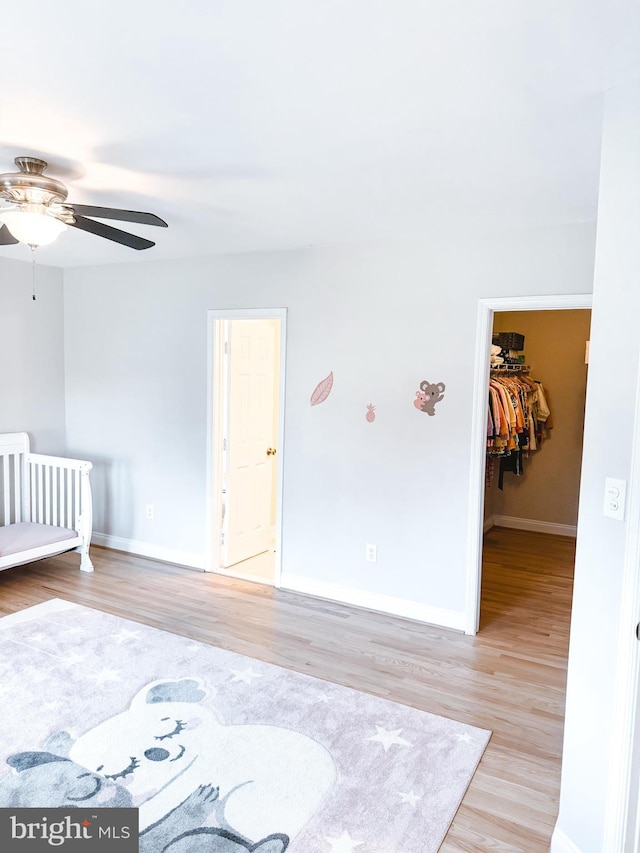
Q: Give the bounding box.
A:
[313,692,330,704]
[111,628,141,644]
[325,830,364,851]
[366,725,412,751]
[43,700,62,711]
[230,667,263,684]
[60,652,87,666]
[398,789,422,807]
[455,732,474,744]
[27,632,47,643]
[87,667,122,684]
[64,627,85,635]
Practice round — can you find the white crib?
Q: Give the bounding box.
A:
[0,432,94,573]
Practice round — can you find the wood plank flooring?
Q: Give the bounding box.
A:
[0,526,574,852]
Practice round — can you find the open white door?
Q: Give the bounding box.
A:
[221,319,277,568]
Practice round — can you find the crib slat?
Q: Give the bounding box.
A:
[52,467,58,527]
[61,468,65,527]
[74,469,80,526]
[30,461,36,523]
[13,454,20,524]
[3,455,9,524]
[58,467,63,526]
[37,464,44,523]
[65,469,71,528]
[44,465,51,525]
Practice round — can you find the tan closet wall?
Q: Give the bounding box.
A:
[486,309,591,528]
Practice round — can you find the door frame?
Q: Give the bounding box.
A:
[205,307,287,587]
[604,350,640,851]
[464,292,593,635]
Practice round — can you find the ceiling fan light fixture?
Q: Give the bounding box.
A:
[0,204,67,247]
[0,157,167,252]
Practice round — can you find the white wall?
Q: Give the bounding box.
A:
[553,78,640,852]
[0,256,67,453]
[63,222,595,624]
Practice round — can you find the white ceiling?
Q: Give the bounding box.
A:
[1,0,638,268]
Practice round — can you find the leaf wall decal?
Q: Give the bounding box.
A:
[310,371,334,406]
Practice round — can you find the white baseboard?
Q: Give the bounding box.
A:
[550,826,583,853]
[91,533,205,570]
[91,537,463,629]
[282,575,466,631]
[484,514,495,533]
[492,515,577,538]
[215,566,274,587]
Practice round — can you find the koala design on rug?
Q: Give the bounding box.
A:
[0,749,131,809]
[0,751,289,852]
[0,752,282,853]
[66,677,335,847]
[0,677,335,852]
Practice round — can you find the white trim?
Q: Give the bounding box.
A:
[465,299,494,634]
[492,515,577,538]
[215,566,275,587]
[206,316,226,579]
[550,826,583,853]
[483,515,495,533]
[205,308,287,589]
[465,293,593,635]
[92,532,204,570]
[282,575,466,631]
[603,344,640,851]
[0,536,82,570]
[477,294,593,312]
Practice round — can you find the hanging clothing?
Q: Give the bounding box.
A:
[486,369,552,489]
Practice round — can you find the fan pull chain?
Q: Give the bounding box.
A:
[29,244,37,300]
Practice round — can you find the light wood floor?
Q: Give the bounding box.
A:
[0,526,574,852]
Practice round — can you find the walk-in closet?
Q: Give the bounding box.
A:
[481,308,591,632]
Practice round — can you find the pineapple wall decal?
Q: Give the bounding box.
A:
[366,403,376,423]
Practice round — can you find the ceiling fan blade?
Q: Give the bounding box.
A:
[68,215,155,250]
[69,204,167,227]
[0,224,18,245]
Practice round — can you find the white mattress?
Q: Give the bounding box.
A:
[0,522,77,557]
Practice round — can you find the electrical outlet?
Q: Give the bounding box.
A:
[366,543,377,562]
[603,478,626,521]
[145,504,154,521]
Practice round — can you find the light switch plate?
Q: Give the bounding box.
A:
[603,477,627,521]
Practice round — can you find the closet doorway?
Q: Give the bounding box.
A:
[206,308,287,587]
[465,294,592,634]
[482,308,591,626]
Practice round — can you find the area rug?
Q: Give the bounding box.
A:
[0,599,490,852]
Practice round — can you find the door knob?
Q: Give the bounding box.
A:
[266,447,277,456]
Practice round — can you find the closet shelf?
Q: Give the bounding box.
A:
[490,364,530,373]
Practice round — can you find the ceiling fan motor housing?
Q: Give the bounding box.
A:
[0,157,69,206]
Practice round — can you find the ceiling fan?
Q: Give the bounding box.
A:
[0,156,167,250]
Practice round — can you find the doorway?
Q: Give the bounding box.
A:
[206,308,286,587]
[482,307,590,630]
[485,309,590,534]
[465,294,592,634]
